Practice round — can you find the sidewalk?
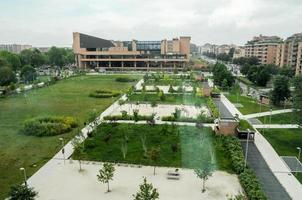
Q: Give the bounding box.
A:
[253,124,300,129]
[243,109,294,119]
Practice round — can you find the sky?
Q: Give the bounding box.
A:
[1,0,302,47]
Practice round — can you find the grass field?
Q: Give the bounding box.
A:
[258,112,300,124]
[73,123,233,171]
[129,93,207,106]
[226,94,275,115]
[0,75,140,199]
[260,129,302,183]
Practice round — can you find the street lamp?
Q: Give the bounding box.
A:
[20,167,27,186]
[244,129,251,167]
[59,138,65,164]
[296,147,301,175]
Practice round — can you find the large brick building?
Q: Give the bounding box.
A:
[72,32,191,70]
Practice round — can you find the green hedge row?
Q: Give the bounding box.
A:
[222,136,267,200]
[103,114,154,122]
[115,77,137,82]
[207,98,219,118]
[89,90,120,98]
[161,115,214,123]
[21,116,78,137]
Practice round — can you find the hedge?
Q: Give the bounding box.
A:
[161,115,214,123]
[103,114,154,122]
[222,136,267,200]
[207,97,219,118]
[21,116,78,137]
[115,77,137,82]
[89,90,120,98]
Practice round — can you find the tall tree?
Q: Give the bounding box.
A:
[48,47,67,67]
[97,163,115,192]
[0,51,21,71]
[0,67,16,86]
[293,75,302,125]
[148,147,160,175]
[9,185,38,200]
[270,75,291,106]
[21,65,37,83]
[133,177,159,200]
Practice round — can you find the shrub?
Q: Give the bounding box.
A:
[103,114,154,121]
[207,98,219,118]
[115,77,137,82]
[21,116,78,137]
[89,90,120,98]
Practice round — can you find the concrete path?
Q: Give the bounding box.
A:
[253,124,300,129]
[243,109,294,119]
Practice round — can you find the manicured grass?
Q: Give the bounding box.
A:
[128,93,207,106]
[226,94,274,115]
[260,129,302,183]
[73,123,233,171]
[258,112,299,124]
[0,75,140,199]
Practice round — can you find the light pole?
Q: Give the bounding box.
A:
[20,167,27,186]
[59,138,65,164]
[296,147,301,176]
[244,129,251,167]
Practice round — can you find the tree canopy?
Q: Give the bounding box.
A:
[293,75,302,125]
[0,66,17,86]
[212,63,234,89]
[9,185,38,200]
[270,75,291,106]
[21,65,37,83]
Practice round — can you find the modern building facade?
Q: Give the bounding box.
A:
[72,32,191,70]
[244,35,283,65]
[0,44,32,53]
[275,33,302,75]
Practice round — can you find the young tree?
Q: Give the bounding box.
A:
[121,139,128,159]
[148,147,160,175]
[158,90,165,101]
[9,185,38,200]
[194,160,213,193]
[133,177,159,200]
[293,75,302,125]
[140,133,147,157]
[97,163,115,192]
[72,136,85,171]
[270,75,291,106]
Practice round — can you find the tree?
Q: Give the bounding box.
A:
[158,90,165,101]
[270,75,291,106]
[279,67,295,78]
[0,66,16,86]
[0,51,21,71]
[133,177,159,200]
[48,47,67,67]
[71,136,85,171]
[21,65,37,83]
[97,163,115,192]
[212,63,234,88]
[148,147,160,175]
[9,184,38,200]
[194,160,213,193]
[293,75,302,125]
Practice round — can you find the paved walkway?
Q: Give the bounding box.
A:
[220,96,302,199]
[253,124,300,129]
[243,109,294,119]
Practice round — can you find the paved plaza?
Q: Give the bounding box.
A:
[28,159,243,200]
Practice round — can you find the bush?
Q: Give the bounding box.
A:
[115,77,137,82]
[161,115,214,123]
[207,98,219,118]
[21,116,78,137]
[89,90,120,98]
[104,114,154,121]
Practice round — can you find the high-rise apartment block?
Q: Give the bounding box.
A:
[0,44,32,53]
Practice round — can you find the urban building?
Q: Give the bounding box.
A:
[275,33,302,75]
[0,44,32,53]
[244,35,283,65]
[233,47,245,59]
[200,43,235,55]
[72,32,191,70]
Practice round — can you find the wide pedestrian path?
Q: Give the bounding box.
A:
[243,109,294,119]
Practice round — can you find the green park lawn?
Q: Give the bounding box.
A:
[129,93,207,106]
[0,75,140,199]
[258,112,300,124]
[73,123,233,171]
[260,129,302,183]
[226,94,275,115]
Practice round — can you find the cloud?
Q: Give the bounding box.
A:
[0,0,301,46]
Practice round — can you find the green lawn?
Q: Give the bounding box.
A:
[260,129,302,183]
[144,79,197,87]
[73,123,233,171]
[226,94,274,115]
[0,75,140,199]
[129,93,207,106]
[258,112,299,124]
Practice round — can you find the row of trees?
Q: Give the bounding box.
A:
[0,47,74,86]
[203,48,235,62]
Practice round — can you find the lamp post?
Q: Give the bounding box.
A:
[59,138,65,164]
[296,147,301,175]
[244,129,251,168]
[20,167,27,186]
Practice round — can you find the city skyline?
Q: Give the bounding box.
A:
[1,0,302,47]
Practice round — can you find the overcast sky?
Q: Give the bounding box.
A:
[1,0,302,47]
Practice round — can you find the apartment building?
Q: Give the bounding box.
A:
[200,43,236,55]
[72,32,191,70]
[244,35,283,65]
[233,47,245,59]
[0,44,32,53]
[275,33,302,75]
